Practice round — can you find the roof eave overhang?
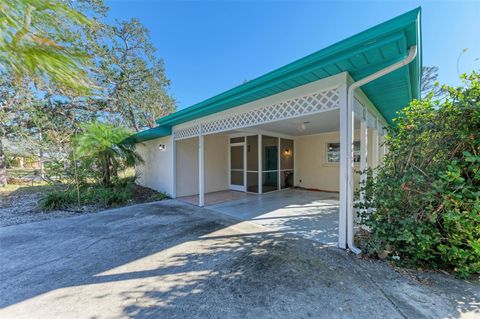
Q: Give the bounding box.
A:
[156,7,422,128]
[123,126,172,144]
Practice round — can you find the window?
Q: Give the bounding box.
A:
[230,137,245,143]
[326,142,361,163]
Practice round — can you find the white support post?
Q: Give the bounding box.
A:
[277,137,281,190]
[346,87,356,252]
[345,45,417,254]
[171,137,177,198]
[360,109,368,204]
[198,125,205,207]
[372,119,379,175]
[338,84,348,249]
[258,134,263,194]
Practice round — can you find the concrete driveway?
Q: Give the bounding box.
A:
[208,189,339,245]
[0,200,478,319]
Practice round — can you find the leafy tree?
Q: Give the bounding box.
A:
[75,122,142,186]
[96,18,175,131]
[357,72,480,277]
[0,2,174,187]
[0,0,104,186]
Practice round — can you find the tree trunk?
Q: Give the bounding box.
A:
[39,148,45,179]
[39,131,45,179]
[102,154,110,186]
[0,138,7,187]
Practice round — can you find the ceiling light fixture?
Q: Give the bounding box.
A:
[297,121,310,132]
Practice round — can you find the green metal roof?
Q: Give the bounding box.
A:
[132,7,422,142]
[124,126,172,144]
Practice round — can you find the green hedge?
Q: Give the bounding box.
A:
[357,72,480,277]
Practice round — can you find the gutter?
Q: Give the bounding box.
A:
[346,45,418,254]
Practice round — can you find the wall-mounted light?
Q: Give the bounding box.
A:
[158,144,166,151]
[284,148,292,156]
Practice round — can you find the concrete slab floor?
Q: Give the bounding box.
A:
[0,200,478,319]
[208,188,340,246]
[177,190,252,206]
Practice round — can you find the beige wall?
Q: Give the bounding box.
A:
[204,134,228,193]
[135,129,379,197]
[135,136,174,196]
[176,133,229,197]
[294,129,373,192]
[176,137,199,197]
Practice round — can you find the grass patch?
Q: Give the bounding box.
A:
[0,183,62,197]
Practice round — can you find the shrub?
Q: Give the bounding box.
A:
[38,177,167,211]
[149,192,168,201]
[38,191,77,211]
[357,72,480,277]
[74,122,142,186]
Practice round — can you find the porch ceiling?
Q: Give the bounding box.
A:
[235,109,360,137]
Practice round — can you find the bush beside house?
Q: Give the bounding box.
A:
[357,72,480,277]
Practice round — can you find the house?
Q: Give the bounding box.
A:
[129,8,422,251]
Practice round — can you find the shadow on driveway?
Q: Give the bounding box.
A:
[0,200,478,319]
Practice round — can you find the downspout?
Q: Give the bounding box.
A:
[346,45,418,254]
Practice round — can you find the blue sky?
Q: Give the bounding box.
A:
[105,0,480,110]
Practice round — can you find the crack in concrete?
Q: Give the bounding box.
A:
[350,256,408,319]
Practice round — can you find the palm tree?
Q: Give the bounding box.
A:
[75,122,142,186]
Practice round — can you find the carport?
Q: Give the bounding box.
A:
[133,8,422,251]
[173,104,370,247]
[207,189,339,246]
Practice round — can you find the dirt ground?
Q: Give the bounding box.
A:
[0,183,164,227]
[0,184,96,227]
[1,200,478,319]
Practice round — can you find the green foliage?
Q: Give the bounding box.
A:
[38,190,77,210]
[149,192,169,201]
[96,18,175,130]
[74,122,142,186]
[0,1,174,189]
[38,186,130,210]
[0,0,95,94]
[38,178,168,211]
[357,72,480,278]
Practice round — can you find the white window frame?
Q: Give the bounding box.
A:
[326,141,361,164]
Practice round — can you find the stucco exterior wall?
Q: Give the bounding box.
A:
[294,129,373,192]
[135,129,378,197]
[176,134,229,197]
[135,136,174,196]
[176,137,199,197]
[205,134,229,193]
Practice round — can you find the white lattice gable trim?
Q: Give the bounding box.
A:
[172,88,339,140]
[354,89,388,129]
[173,125,200,140]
